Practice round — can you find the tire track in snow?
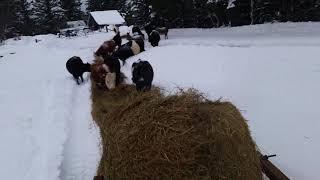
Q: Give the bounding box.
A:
[38,78,100,180]
[42,79,73,180]
[59,77,100,180]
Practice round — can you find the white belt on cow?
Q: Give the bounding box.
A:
[131,40,141,55]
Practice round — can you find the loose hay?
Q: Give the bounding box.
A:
[91,85,262,180]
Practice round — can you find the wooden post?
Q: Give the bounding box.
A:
[93,175,104,180]
[258,152,290,180]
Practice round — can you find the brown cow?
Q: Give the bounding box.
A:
[95,40,116,57]
[90,59,107,89]
[90,56,124,90]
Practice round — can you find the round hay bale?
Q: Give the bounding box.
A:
[91,86,262,180]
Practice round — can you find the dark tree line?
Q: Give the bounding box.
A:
[62,0,83,21]
[121,0,251,27]
[1,0,320,40]
[0,0,16,38]
[86,0,126,12]
[32,0,66,34]
[252,0,320,23]
[1,0,83,38]
[123,0,320,27]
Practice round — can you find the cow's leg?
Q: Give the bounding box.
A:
[73,75,81,85]
[76,78,80,85]
[80,75,84,82]
[144,83,152,91]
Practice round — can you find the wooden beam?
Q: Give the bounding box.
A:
[258,152,290,180]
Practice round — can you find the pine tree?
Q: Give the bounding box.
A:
[32,0,66,34]
[182,0,195,27]
[117,0,127,14]
[193,0,228,28]
[61,0,83,21]
[86,0,126,12]
[291,0,320,21]
[102,0,120,10]
[86,0,104,12]
[226,0,251,26]
[0,0,16,38]
[125,0,152,26]
[13,0,34,35]
[251,0,281,24]
[251,0,320,23]
[314,0,320,21]
[194,0,211,27]
[151,0,184,27]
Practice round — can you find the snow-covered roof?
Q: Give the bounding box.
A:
[89,10,125,25]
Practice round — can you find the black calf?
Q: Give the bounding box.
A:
[149,30,160,47]
[66,56,91,85]
[132,60,154,91]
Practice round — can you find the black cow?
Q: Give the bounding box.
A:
[112,29,122,47]
[66,56,91,85]
[131,60,154,91]
[144,23,161,47]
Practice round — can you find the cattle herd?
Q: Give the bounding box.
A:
[66,24,168,91]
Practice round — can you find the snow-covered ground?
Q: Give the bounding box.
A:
[0,33,109,180]
[1,22,320,180]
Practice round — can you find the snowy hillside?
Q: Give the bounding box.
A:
[1,22,320,180]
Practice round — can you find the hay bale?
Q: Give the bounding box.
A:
[91,85,262,180]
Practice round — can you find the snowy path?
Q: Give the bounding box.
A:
[0,34,105,180]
